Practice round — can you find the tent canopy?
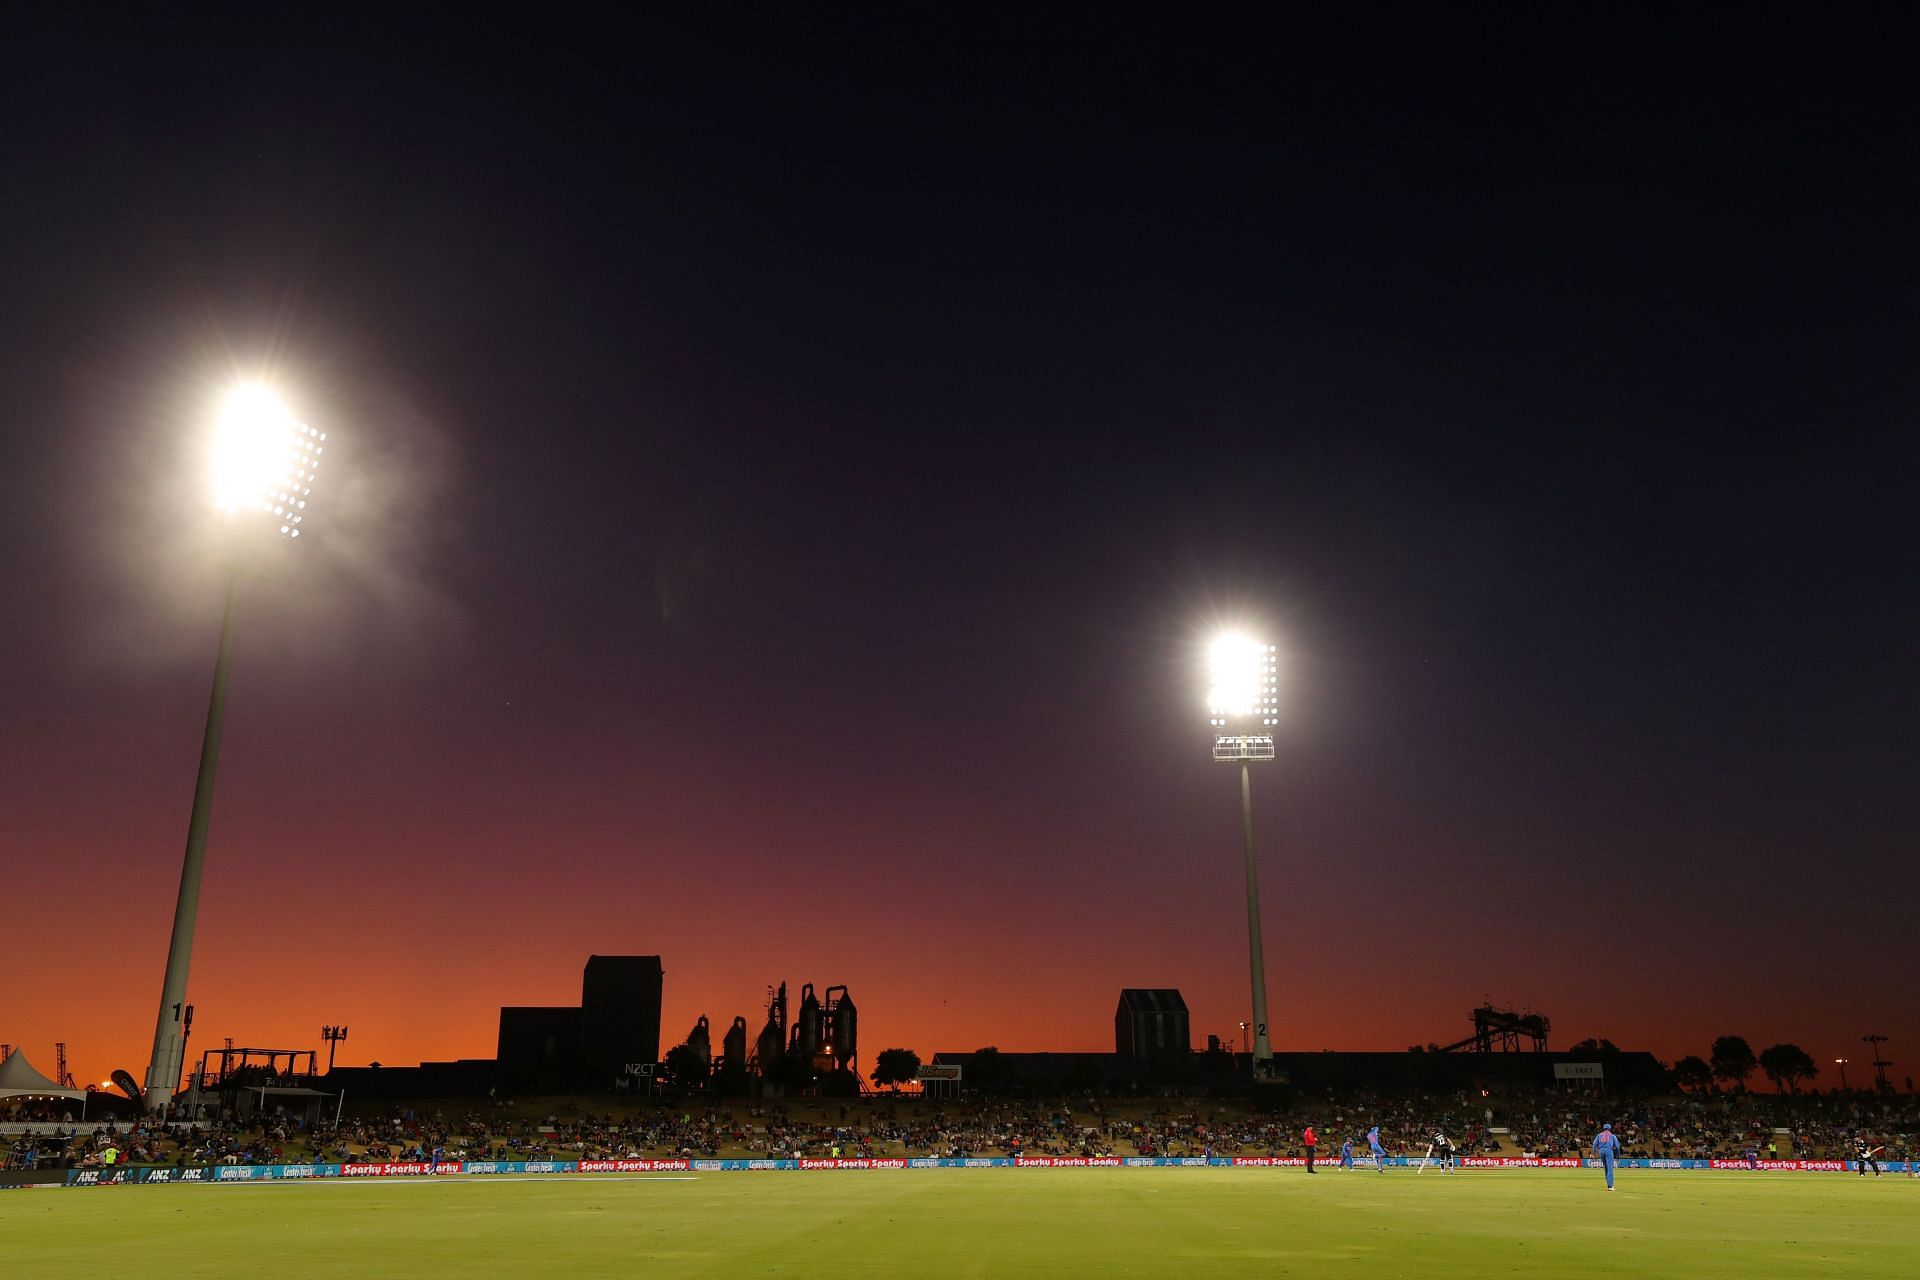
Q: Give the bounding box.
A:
[0,1050,89,1103]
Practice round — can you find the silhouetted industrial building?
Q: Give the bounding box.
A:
[497,955,663,1092]
[1115,989,1190,1062]
[743,980,860,1087]
[580,955,665,1080]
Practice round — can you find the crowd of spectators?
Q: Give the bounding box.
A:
[6,1087,1917,1170]
[1499,1090,1920,1162]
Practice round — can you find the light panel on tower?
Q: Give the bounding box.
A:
[210,383,325,539]
[1206,634,1278,728]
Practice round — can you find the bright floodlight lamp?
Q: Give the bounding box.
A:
[1209,634,1277,761]
[211,382,325,537]
[1208,634,1278,725]
[1205,632,1278,1069]
[146,384,331,1113]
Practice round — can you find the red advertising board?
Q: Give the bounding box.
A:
[576,1159,693,1173]
[340,1162,463,1177]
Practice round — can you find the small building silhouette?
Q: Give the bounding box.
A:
[1115,989,1190,1063]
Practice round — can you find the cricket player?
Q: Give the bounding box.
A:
[1367,1125,1386,1172]
[1592,1122,1621,1190]
[1856,1137,1883,1178]
[1431,1132,1454,1173]
[1339,1137,1355,1170]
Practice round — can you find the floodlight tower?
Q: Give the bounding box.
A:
[1207,635,1279,1068]
[1863,1034,1892,1091]
[143,384,326,1111]
[321,1025,349,1072]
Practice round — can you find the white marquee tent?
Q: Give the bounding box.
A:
[0,1049,89,1103]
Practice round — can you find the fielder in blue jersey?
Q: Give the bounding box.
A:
[1340,1138,1355,1170]
[1592,1123,1621,1190]
[1367,1126,1386,1172]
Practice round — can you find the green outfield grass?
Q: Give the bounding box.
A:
[4,1169,1915,1278]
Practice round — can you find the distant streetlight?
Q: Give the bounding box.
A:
[1207,634,1279,1068]
[143,383,328,1111]
[1835,1058,1850,1091]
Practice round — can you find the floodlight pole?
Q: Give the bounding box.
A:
[322,1025,349,1072]
[1239,761,1273,1064]
[144,569,241,1111]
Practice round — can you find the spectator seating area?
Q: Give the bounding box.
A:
[6,1086,1917,1171]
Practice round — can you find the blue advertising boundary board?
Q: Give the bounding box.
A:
[67,1157,1918,1185]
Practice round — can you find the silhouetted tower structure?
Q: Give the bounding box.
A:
[723,1017,749,1069]
[1864,1034,1893,1091]
[684,1016,712,1070]
[54,1043,74,1089]
[754,983,789,1072]
[790,983,824,1065]
[750,980,858,1084]
[824,985,858,1073]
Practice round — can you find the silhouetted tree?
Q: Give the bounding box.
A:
[1758,1043,1818,1093]
[1709,1036,1757,1091]
[1781,1046,1819,1093]
[872,1048,922,1091]
[1672,1055,1713,1093]
[1569,1038,1620,1054]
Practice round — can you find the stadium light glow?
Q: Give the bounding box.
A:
[211,383,323,537]
[1207,634,1278,727]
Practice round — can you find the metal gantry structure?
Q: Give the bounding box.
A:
[1436,1005,1553,1054]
